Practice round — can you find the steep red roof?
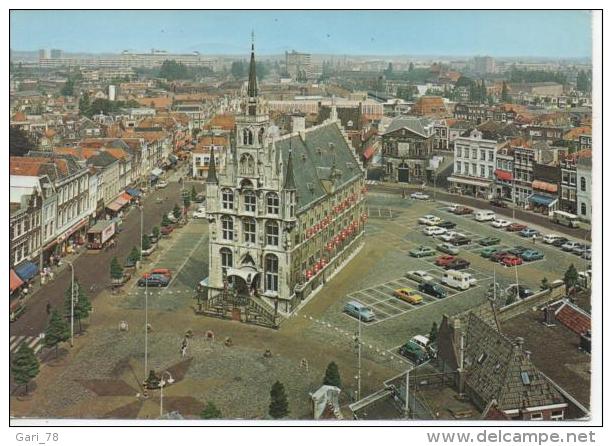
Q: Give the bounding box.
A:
[555,302,590,335]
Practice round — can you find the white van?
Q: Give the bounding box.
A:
[441,270,474,290]
[474,210,496,222]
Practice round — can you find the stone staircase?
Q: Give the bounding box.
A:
[198,288,279,329]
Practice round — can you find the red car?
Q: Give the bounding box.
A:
[490,251,510,262]
[161,225,174,236]
[453,206,474,215]
[150,268,172,279]
[435,255,456,267]
[506,223,527,232]
[501,255,523,266]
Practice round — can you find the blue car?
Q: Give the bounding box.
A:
[137,273,170,287]
[519,228,540,238]
[521,250,544,261]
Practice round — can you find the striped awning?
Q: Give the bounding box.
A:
[532,180,558,193]
[10,269,24,292]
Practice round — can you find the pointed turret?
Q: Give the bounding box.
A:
[206,148,218,184]
[283,149,296,190]
[247,33,258,100]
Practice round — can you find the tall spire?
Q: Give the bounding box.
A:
[206,148,218,184]
[247,31,258,99]
[283,149,296,190]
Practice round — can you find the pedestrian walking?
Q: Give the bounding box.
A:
[532,234,537,244]
[46,300,52,316]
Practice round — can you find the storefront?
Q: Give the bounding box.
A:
[57,218,88,256]
[10,269,24,296]
[448,175,494,199]
[106,195,130,216]
[494,169,514,201]
[529,181,559,215]
[15,261,39,284]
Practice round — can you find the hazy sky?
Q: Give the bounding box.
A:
[10,10,592,58]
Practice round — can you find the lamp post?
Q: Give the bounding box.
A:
[65,260,75,347]
[159,371,175,418]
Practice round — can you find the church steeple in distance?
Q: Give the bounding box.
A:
[206,146,218,184]
[247,31,258,107]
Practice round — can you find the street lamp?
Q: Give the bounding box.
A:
[65,260,75,347]
[159,371,175,418]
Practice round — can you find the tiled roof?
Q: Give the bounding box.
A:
[135,97,172,109]
[563,126,591,141]
[10,154,83,181]
[272,122,363,211]
[384,116,433,137]
[555,301,591,335]
[204,114,236,131]
[464,314,565,412]
[12,111,27,122]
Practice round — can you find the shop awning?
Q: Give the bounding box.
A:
[10,269,24,292]
[151,168,163,177]
[532,180,558,193]
[126,188,141,197]
[106,196,128,212]
[120,192,133,202]
[495,169,513,181]
[363,146,375,160]
[529,194,557,207]
[15,261,38,282]
[448,176,493,188]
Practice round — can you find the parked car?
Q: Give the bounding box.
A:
[521,250,544,261]
[450,236,471,246]
[518,228,540,238]
[561,240,582,252]
[490,251,510,262]
[438,231,466,242]
[406,270,435,283]
[148,232,160,244]
[192,207,207,219]
[167,212,178,223]
[478,236,500,246]
[141,244,157,257]
[571,244,590,256]
[489,198,508,208]
[436,242,460,255]
[161,225,174,236]
[437,220,457,229]
[150,268,172,279]
[506,222,528,232]
[137,274,170,287]
[112,272,132,287]
[409,335,431,351]
[124,256,137,268]
[507,245,529,256]
[441,270,475,290]
[445,258,470,270]
[409,246,436,258]
[453,206,474,215]
[435,255,456,267]
[474,210,496,222]
[422,226,446,236]
[418,215,441,226]
[411,192,430,200]
[501,255,523,267]
[418,281,447,299]
[490,219,511,228]
[543,233,563,244]
[393,288,424,304]
[344,300,375,322]
[506,284,534,299]
[480,247,501,258]
[156,180,168,189]
[398,341,429,364]
[551,237,570,247]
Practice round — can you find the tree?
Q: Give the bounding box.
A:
[409,62,414,72]
[142,234,152,250]
[159,60,190,81]
[9,126,34,156]
[564,264,579,292]
[63,281,92,333]
[145,370,160,389]
[183,195,191,209]
[78,91,91,114]
[152,226,160,240]
[576,70,591,93]
[161,214,172,227]
[173,204,182,219]
[44,309,70,357]
[540,277,550,290]
[200,401,222,419]
[190,185,197,201]
[110,256,123,280]
[11,343,40,394]
[323,361,341,388]
[61,78,75,97]
[256,62,269,80]
[129,245,141,262]
[429,322,438,344]
[231,60,246,79]
[268,381,289,419]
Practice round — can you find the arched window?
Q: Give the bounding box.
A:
[580,177,586,192]
[265,254,279,292]
[240,153,255,176]
[242,128,253,146]
[220,248,233,275]
[221,188,234,210]
[266,221,279,246]
[266,192,279,214]
[258,127,265,144]
[221,216,234,240]
[581,202,587,215]
[243,218,256,244]
[243,190,256,212]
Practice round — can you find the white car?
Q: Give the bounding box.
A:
[490,219,511,228]
[418,215,441,226]
[411,192,430,200]
[192,207,207,219]
[543,234,562,244]
[406,270,435,282]
[422,226,446,236]
[438,231,466,242]
[156,180,168,189]
[167,212,178,223]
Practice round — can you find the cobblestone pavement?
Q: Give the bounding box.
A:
[10,191,589,420]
